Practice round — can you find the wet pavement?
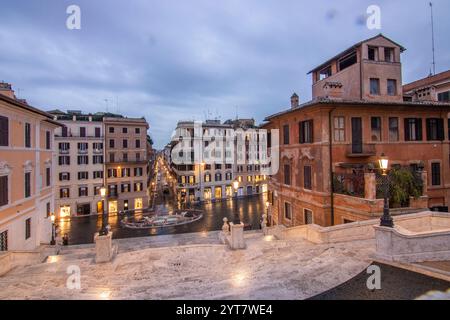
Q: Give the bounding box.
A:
[58,195,266,245]
[310,263,450,300]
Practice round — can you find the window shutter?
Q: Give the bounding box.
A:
[404,119,410,141]
[0,176,8,206]
[309,120,314,143]
[437,119,444,141]
[0,116,8,146]
[426,119,432,141]
[417,118,423,141]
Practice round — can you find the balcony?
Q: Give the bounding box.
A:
[59,149,69,154]
[346,144,376,158]
[93,149,103,154]
[78,149,88,154]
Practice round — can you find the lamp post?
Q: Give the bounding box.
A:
[99,185,109,236]
[50,214,56,245]
[232,179,240,224]
[265,201,270,227]
[379,153,394,228]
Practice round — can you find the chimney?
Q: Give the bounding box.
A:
[323,82,343,100]
[291,93,299,108]
[0,82,16,99]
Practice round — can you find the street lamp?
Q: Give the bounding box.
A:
[99,186,109,236]
[379,153,394,228]
[265,201,270,227]
[50,213,56,245]
[232,179,240,224]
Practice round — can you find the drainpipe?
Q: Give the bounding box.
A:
[329,108,336,226]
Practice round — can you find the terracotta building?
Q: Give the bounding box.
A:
[0,83,60,251]
[104,117,149,213]
[263,34,450,228]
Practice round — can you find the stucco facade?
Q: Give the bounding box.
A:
[0,83,59,251]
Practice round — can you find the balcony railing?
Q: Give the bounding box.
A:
[346,144,376,158]
[78,149,88,154]
[59,149,70,154]
[93,149,103,154]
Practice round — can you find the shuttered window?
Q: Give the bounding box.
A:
[404,118,423,141]
[24,172,31,198]
[0,176,8,206]
[25,123,31,148]
[426,118,444,141]
[0,115,8,146]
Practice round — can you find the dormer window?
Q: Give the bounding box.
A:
[319,66,332,81]
[338,51,357,72]
[368,47,378,61]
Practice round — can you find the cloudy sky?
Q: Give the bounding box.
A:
[1,0,449,148]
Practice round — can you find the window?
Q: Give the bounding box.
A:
[136,139,141,148]
[226,172,232,181]
[45,131,51,150]
[431,163,441,186]
[95,127,101,138]
[60,188,70,198]
[109,127,114,133]
[0,115,8,147]
[59,172,70,181]
[0,176,8,206]
[284,164,291,185]
[384,47,394,62]
[215,173,222,182]
[109,153,115,163]
[25,123,31,148]
[0,230,7,251]
[93,142,103,151]
[108,169,118,178]
[426,118,444,141]
[59,142,70,152]
[387,79,397,96]
[93,171,103,179]
[334,117,345,142]
[371,117,382,141]
[370,78,380,95]
[188,176,195,184]
[134,167,143,177]
[304,166,312,190]
[123,139,128,148]
[77,156,88,165]
[136,153,141,161]
[135,128,140,134]
[79,187,88,197]
[204,174,211,182]
[284,202,292,221]
[77,142,88,152]
[404,118,423,141]
[93,155,103,164]
[283,125,290,145]
[24,172,31,198]
[438,91,450,102]
[304,209,313,225]
[319,66,332,81]
[338,51,357,71]
[78,172,89,180]
[61,126,68,137]
[134,182,143,192]
[25,218,31,240]
[122,127,128,134]
[299,120,314,144]
[109,139,115,148]
[59,156,70,166]
[123,153,128,162]
[389,117,399,141]
[46,167,51,187]
[121,184,131,193]
[79,127,86,137]
[368,47,378,61]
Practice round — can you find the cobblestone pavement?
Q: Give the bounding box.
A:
[0,232,374,300]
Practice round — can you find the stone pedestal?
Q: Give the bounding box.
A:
[230,223,245,250]
[94,232,113,263]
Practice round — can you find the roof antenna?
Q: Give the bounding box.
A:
[430,2,436,76]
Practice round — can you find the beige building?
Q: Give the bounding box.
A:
[403,69,450,103]
[104,117,149,213]
[49,110,106,218]
[171,119,268,204]
[0,83,60,251]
